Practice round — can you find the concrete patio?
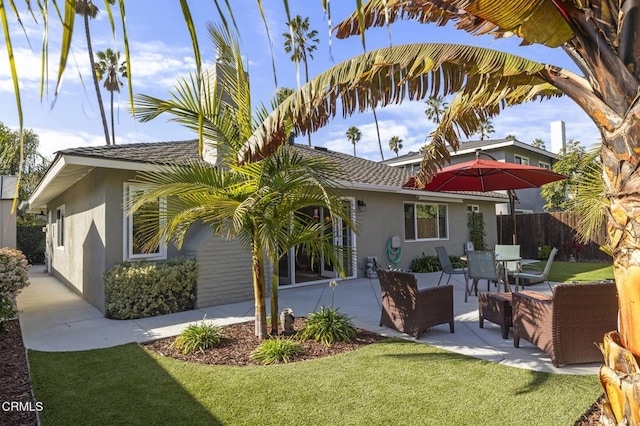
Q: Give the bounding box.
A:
[17,266,602,375]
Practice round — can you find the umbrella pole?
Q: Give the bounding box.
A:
[509,190,516,244]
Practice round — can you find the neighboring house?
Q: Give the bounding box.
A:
[382,137,559,215]
[27,140,506,314]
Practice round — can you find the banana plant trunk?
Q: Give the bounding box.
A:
[251,242,267,339]
[598,117,640,424]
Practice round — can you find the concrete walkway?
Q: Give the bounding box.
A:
[17,266,601,375]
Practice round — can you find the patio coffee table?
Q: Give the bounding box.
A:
[478,292,513,339]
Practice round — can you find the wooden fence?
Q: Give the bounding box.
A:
[496,212,610,262]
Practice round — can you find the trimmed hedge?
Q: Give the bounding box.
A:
[17,225,45,264]
[104,257,198,320]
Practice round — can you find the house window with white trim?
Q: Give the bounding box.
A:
[404,202,448,241]
[123,183,167,260]
[514,154,529,165]
[539,161,551,170]
[56,206,65,249]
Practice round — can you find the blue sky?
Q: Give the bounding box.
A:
[1,1,599,161]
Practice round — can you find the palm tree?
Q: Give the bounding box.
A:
[477,118,494,140]
[283,15,319,147]
[75,0,113,146]
[424,95,447,124]
[95,48,127,145]
[282,15,319,87]
[240,4,640,420]
[388,136,403,157]
[346,126,361,157]
[132,24,353,339]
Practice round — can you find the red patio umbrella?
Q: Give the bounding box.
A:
[403,154,567,244]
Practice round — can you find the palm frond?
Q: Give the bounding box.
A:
[334,0,574,48]
[240,43,561,166]
[567,150,608,246]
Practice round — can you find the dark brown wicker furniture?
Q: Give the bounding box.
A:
[479,292,513,339]
[378,269,455,338]
[512,281,618,367]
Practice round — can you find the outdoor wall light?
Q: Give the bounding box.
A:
[357,199,367,212]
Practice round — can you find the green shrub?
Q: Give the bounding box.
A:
[0,248,30,298]
[250,337,303,365]
[467,212,487,250]
[104,257,197,319]
[297,307,357,345]
[538,245,552,260]
[17,225,45,264]
[410,253,441,273]
[450,255,466,268]
[170,318,222,354]
[0,296,15,332]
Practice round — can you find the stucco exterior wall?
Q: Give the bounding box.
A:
[47,169,187,313]
[338,189,498,275]
[48,169,108,310]
[44,165,500,311]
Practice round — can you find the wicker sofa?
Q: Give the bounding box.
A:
[512,281,618,367]
[378,269,454,338]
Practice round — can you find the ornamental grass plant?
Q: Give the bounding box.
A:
[249,337,303,365]
[297,306,357,345]
[169,318,222,355]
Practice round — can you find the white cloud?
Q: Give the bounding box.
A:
[33,128,106,159]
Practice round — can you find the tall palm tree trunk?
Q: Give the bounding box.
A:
[110,91,116,145]
[599,118,640,423]
[371,105,384,160]
[252,241,268,339]
[83,16,111,146]
[303,55,312,147]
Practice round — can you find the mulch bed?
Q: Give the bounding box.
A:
[0,319,38,426]
[144,317,387,366]
[2,316,602,424]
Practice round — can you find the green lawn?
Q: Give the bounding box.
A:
[529,260,614,282]
[29,340,601,425]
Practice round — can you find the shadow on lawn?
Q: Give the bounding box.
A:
[28,343,220,425]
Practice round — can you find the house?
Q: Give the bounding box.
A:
[27,140,506,314]
[382,137,559,215]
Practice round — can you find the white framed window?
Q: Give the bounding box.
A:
[123,183,167,261]
[56,205,65,249]
[514,155,529,165]
[539,161,551,170]
[466,204,480,214]
[404,202,448,241]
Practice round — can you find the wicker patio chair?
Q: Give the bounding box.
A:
[377,269,455,338]
[512,281,618,367]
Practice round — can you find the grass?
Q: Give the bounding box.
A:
[29,341,601,425]
[528,260,614,282]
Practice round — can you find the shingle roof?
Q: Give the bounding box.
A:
[58,140,506,198]
[380,138,523,164]
[60,140,206,165]
[290,144,412,187]
[61,140,413,187]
